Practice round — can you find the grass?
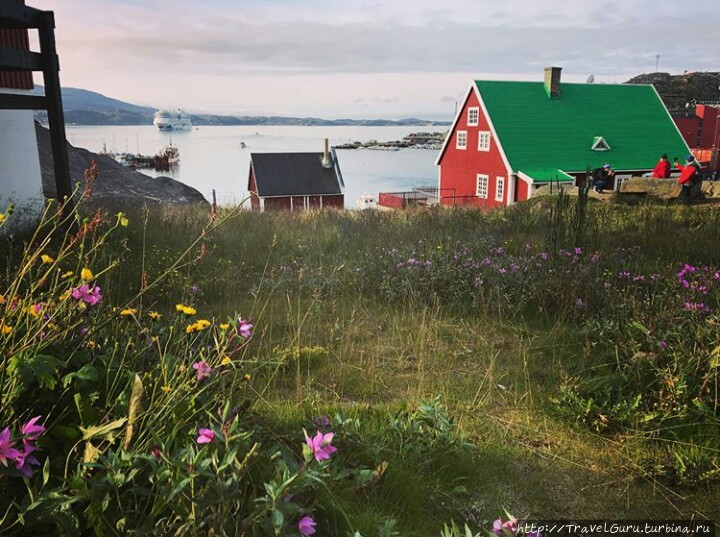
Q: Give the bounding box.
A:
[1,196,719,536]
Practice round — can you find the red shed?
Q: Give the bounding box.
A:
[248,142,344,212]
[436,67,690,209]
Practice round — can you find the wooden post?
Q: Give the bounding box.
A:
[38,10,73,213]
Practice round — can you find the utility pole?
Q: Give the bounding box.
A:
[655,54,660,72]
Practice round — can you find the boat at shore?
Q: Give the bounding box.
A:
[101,142,180,171]
[153,109,192,131]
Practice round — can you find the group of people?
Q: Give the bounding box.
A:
[591,153,702,204]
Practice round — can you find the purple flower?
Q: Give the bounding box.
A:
[298,516,317,536]
[492,517,518,536]
[0,427,21,465]
[14,444,40,478]
[312,415,331,429]
[527,531,542,537]
[21,416,45,444]
[238,317,253,338]
[196,428,215,444]
[192,360,212,381]
[305,430,337,462]
[658,340,668,349]
[71,284,102,306]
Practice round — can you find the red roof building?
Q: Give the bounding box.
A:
[674,104,720,174]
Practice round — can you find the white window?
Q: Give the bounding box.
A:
[476,174,489,198]
[467,107,479,126]
[495,176,505,202]
[478,131,491,151]
[456,130,467,150]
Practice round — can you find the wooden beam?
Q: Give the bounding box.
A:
[0,45,46,71]
[0,93,47,110]
[37,11,73,211]
[0,2,46,29]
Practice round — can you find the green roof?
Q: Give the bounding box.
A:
[475,81,690,173]
[518,168,574,183]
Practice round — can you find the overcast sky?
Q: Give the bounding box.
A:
[27,0,720,119]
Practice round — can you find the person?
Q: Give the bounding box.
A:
[591,164,614,193]
[674,155,697,204]
[649,154,671,178]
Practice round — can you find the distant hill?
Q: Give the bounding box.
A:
[625,72,720,114]
[34,86,449,127]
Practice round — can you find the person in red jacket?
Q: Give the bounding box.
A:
[651,153,672,178]
[674,155,697,204]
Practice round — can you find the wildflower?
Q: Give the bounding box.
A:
[186,323,197,334]
[70,284,103,306]
[243,373,252,382]
[59,290,71,301]
[151,445,163,459]
[0,213,5,224]
[81,268,93,281]
[298,516,317,536]
[27,303,44,318]
[176,304,197,316]
[305,430,337,462]
[312,415,331,429]
[161,385,172,393]
[659,340,668,349]
[85,339,97,349]
[492,516,518,536]
[14,445,40,478]
[40,254,54,264]
[196,428,215,444]
[117,212,129,227]
[21,416,45,443]
[0,427,21,465]
[0,294,4,305]
[221,356,232,366]
[148,311,162,320]
[120,308,137,316]
[238,317,253,338]
[192,360,212,381]
[195,319,211,330]
[60,271,74,279]
[1,323,12,335]
[219,323,230,331]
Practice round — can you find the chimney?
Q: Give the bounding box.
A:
[544,66,562,99]
[321,138,332,168]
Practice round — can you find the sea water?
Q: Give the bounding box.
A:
[64,125,443,207]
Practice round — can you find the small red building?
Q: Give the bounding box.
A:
[436,67,690,209]
[674,104,720,175]
[248,143,344,212]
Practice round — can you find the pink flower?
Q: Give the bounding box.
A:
[492,516,518,536]
[0,427,21,465]
[238,317,253,338]
[21,416,45,444]
[298,516,317,536]
[305,430,337,462]
[14,444,40,478]
[71,284,102,306]
[196,428,215,444]
[192,360,212,381]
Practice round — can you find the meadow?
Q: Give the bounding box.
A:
[0,187,718,536]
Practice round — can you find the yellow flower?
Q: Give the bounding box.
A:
[161,385,172,393]
[85,339,97,349]
[120,308,137,316]
[183,306,196,316]
[219,323,230,331]
[81,268,93,281]
[0,294,4,305]
[41,254,54,264]
[221,356,232,366]
[243,373,252,382]
[60,271,74,279]
[195,319,210,330]
[59,290,70,301]
[178,364,186,373]
[47,322,59,331]
[117,212,129,227]
[1,323,12,335]
[175,303,185,312]
[27,304,42,318]
[149,311,162,320]
[186,323,197,334]
[0,213,5,224]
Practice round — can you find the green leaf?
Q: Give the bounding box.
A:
[80,418,127,442]
[270,509,284,530]
[42,457,50,486]
[62,364,100,388]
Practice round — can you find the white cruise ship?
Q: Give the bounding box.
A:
[153,109,192,131]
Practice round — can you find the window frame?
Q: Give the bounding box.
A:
[456,130,467,150]
[467,107,479,126]
[478,131,491,152]
[495,176,505,202]
[476,174,489,198]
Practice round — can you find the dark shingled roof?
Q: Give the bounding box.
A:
[250,152,343,197]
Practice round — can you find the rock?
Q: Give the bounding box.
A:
[35,123,208,205]
[625,72,720,114]
[620,177,720,200]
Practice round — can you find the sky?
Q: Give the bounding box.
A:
[27,0,720,119]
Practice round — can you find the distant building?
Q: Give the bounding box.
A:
[0,0,44,225]
[248,141,344,211]
[674,104,720,175]
[436,67,690,208]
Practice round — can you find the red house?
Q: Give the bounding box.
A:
[674,104,720,175]
[248,141,344,212]
[436,67,690,208]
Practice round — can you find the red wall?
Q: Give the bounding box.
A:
[322,195,344,209]
[0,1,34,90]
[438,89,511,209]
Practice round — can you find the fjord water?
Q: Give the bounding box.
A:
[64,125,441,207]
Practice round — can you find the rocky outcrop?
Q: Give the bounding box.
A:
[36,123,208,205]
[620,177,720,200]
[625,72,720,114]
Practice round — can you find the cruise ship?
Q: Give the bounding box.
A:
[153,109,192,131]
